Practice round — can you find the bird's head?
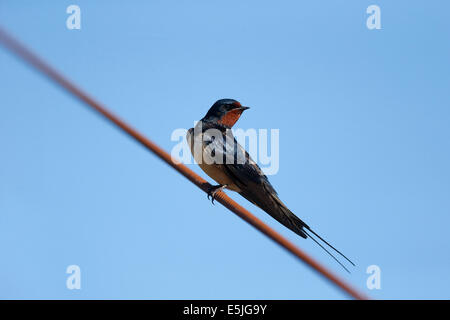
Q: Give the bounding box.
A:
[202,99,250,128]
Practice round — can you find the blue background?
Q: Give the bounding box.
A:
[1,1,449,299]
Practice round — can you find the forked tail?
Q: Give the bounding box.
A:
[287,211,355,273]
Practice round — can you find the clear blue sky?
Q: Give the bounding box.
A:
[1,1,449,299]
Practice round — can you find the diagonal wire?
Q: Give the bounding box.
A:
[0,27,368,300]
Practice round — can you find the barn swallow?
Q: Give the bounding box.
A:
[187,99,354,271]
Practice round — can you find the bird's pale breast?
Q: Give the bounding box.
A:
[186,128,241,192]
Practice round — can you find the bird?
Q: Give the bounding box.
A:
[186,99,354,272]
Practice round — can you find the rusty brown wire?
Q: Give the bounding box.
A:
[0,27,368,300]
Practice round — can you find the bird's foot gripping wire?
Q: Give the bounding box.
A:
[207,184,227,205]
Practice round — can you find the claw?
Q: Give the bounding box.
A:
[207,184,227,205]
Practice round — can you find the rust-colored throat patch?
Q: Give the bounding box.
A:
[218,109,244,127]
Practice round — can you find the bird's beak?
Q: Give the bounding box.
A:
[239,106,250,111]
